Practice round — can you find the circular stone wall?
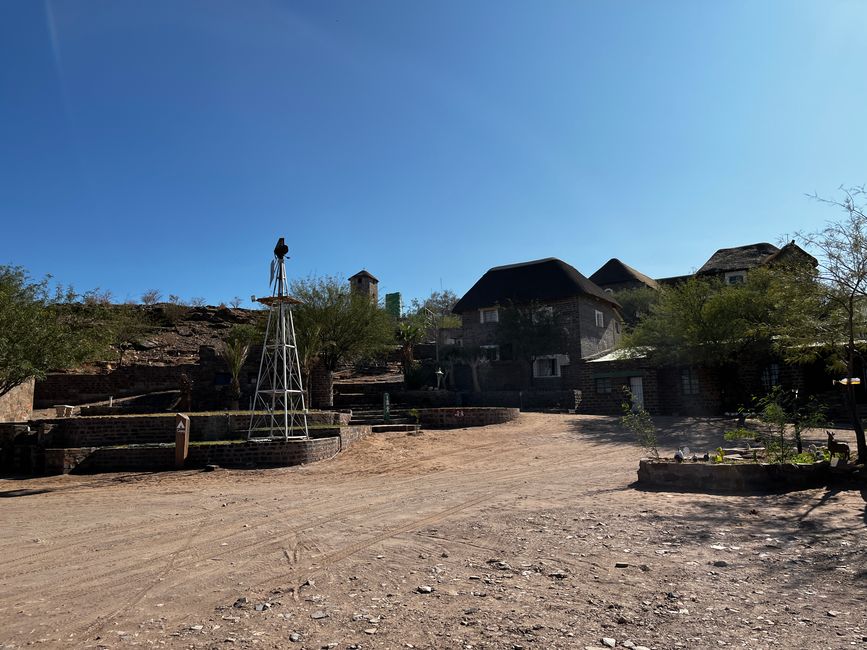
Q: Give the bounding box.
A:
[417,407,519,429]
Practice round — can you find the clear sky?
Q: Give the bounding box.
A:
[2,1,866,307]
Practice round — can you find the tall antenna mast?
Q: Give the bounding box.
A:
[248,237,309,440]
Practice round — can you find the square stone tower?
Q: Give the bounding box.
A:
[349,270,379,303]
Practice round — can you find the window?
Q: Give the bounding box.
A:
[533,356,560,378]
[681,368,700,395]
[480,307,499,324]
[761,363,780,389]
[480,345,499,361]
[595,310,604,327]
[725,272,745,285]
[595,377,612,394]
[614,320,621,334]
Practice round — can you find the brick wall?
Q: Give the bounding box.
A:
[417,407,519,428]
[457,296,622,393]
[578,360,660,415]
[40,411,350,448]
[0,379,34,422]
[44,424,372,474]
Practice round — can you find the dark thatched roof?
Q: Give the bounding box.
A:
[589,258,659,291]
[349,269,379,282]
[764,240,818,268]
[453,258,619,314]
[696,242,780,275]
[696,241,818,275]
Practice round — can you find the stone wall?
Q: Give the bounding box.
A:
[637,459,842,493]
[34,364,204,408]
[40,411,350,448]
[417,407,519,428]
[44,425,372,474]
[0,379,34,422]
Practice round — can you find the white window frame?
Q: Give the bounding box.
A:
[595,310,604,327]
[480,307,499,324]
[533,355,561,378]
[725,272,746,285]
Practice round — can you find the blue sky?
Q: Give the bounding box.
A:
[2,1,866,307]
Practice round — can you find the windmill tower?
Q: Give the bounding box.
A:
[248,238,309,440]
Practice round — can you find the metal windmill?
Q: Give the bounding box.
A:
[248,238,309,440]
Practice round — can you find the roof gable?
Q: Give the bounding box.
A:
[696,242,780,275]
[453,257,619,313]
[589,258,659,290]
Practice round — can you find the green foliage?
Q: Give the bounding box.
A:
[790,449,830,464]
[710,447,725,464]
[396,321,426,377]
[723,427,761,441]
[612,286,659,330]
[627,273,780,367]
[220,324,258,408]
[750,386,828,463]
[409,290,461,329]
[444,344,487,392]
[0,266,114,397]
[290,275,394,373]
[620,388,659,459]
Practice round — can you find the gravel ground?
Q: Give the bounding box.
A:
[0,413,865,649]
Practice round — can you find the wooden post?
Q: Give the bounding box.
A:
[175,413,190,469]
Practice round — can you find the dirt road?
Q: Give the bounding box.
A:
[1,414,865,649]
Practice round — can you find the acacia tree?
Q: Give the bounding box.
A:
[627,274,779,368]
[290,276,393,407]
[774,187,867,463]
[0,266,111,398]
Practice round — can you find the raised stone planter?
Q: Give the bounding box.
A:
[637,459,848,492]
[44,424,372,474]
[417,407,519,429]
[38,411,350,448]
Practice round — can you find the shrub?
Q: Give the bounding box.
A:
[620,388,658,459]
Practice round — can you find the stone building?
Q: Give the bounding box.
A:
[452,258,622,392]
[349,270,379,303]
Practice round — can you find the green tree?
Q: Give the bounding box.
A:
[220,324,259,410]
[408,290,462,361]
[495,300,566,387]
[770,187,867,463]
[612,286,659,330]
[627,273,779,367]
[396,321,425,378]
[0,266,111,398]
[290,275,394,407]
[451,344,487,392]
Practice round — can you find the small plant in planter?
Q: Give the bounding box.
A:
[620,388,659,459]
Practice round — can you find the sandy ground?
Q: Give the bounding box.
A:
[1,414,865,650]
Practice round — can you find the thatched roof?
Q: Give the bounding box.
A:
[697,241,817,275]
[349,269,379,282]
[453,258,618,314]
[589,258,659,291]
[696,242,780,275]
